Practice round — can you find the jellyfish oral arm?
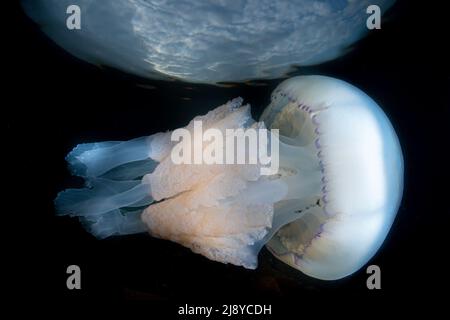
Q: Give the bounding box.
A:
[55,96,321,269]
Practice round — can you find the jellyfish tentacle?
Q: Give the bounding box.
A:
[251,196,321,252]
[79,208,148,239]
[56,135,162,238]
[55,98,250,240]
[55,178,153,217]
[280,170,322,201]
[55,177,153,238]
[99,158,157,181]
[67,136,155,178]
[278,140,318,170]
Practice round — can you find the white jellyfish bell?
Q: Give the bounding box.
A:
[21,0,396,83]
[55,76,403,280]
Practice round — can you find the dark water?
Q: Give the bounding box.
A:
[7,0,449,316]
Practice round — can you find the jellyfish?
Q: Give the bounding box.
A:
[21,0,396,83]
[55,76,403,280]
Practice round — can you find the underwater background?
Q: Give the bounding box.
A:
[7,0,449,316]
